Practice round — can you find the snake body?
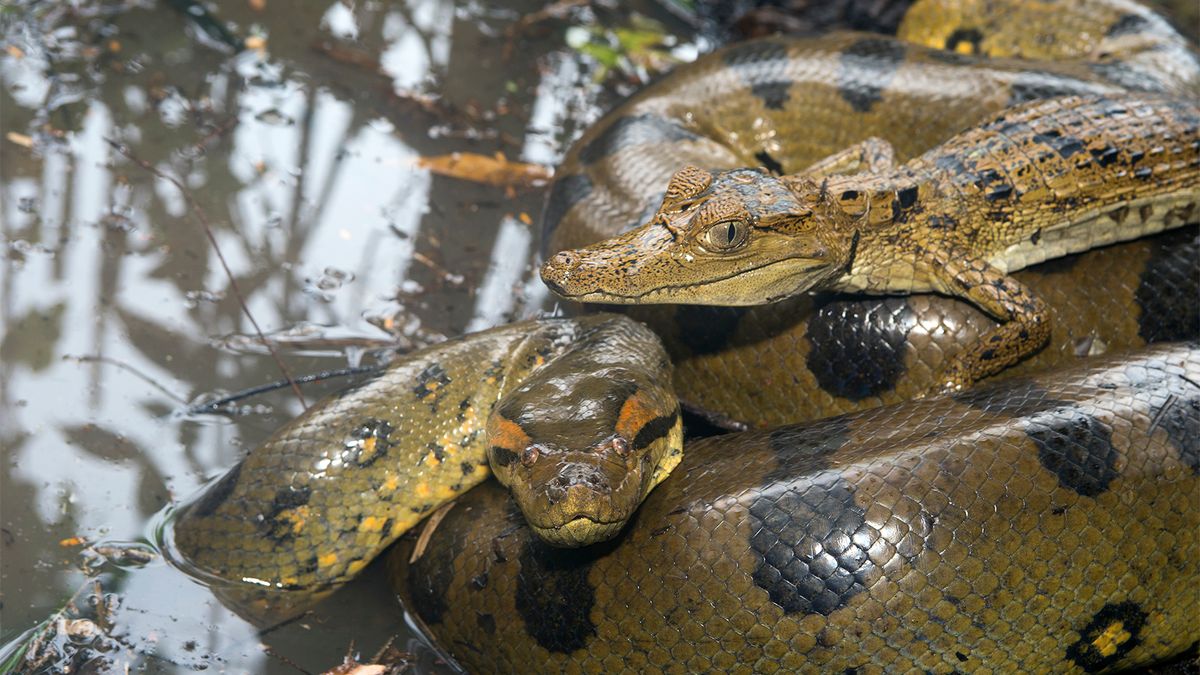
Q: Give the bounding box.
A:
[172,314,681,595]
[391,343,1200,673]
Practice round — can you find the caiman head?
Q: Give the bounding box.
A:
[540,165,859,305]
[485,317,682,547]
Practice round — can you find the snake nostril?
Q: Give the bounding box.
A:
[612,436,631,457]
[521,445,541,467]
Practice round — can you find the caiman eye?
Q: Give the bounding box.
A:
[700,220,748,251]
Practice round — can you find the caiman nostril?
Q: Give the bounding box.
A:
[549,251,576,269]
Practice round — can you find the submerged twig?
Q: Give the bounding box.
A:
[64,354,189,404]
[187,365,383,416]
[107,139,309,410]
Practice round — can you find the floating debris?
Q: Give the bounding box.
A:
[416,151,552,189]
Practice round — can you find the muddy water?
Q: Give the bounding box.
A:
[0,1,698,671]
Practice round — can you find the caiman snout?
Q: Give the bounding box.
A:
[546,463,611,505]
[541,251,578,295]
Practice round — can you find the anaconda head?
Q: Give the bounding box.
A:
[485,318,682,548]
[541,165,858,305]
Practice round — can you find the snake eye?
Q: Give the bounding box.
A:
[701,220,748,251]
[612,437,631,457]
[521,445,541,467]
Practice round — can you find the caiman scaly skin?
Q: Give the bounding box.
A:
[541,95,1200,390]
[391,344,1200,674]
[171,314,680,596]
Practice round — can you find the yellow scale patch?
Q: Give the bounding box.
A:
[358,515,388,534]
[276,506,310,535]
[1091,621,1132,657]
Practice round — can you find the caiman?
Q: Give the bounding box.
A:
[541,94,1200,391]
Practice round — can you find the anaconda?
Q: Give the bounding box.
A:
[390,343,1200,673]
[172,313,683,595]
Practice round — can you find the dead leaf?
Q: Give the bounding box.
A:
[409,501,456,563]
[417,152,552,189]
[6,132,33,148]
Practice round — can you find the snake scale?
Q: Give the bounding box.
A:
[170,0,1200,671]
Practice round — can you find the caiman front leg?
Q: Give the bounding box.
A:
[800,137,897,178]
[920,245,1052,393]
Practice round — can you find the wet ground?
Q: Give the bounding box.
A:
[0,0,702,671]
[1,0,1197,673]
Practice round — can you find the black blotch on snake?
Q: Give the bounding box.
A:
[805,296,916,400]
[578,114,701,166]
[748,472,880,616]
[1065,601,1148,672]
[1135,228,1199,343]
[262,485,313,543]
[954,379,1072,417]
[1023,408,1120,497]
[406,502,470,625]
[674,305,750,356]
[943,28,982,55]
[766,416,851,481]
[515,540,602,653]
[836,38,907,113]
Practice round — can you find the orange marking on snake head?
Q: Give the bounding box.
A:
[415,482,432,498]
[615,389,657,442]
[318,552,338,568]
[382,474,400,492]
[487,414,532,454]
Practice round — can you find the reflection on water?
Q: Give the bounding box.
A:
[0,0,690,670]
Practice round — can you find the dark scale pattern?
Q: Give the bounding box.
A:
[1066,602,1149,672]
[412,362,451,411]
[515,541,599,653]
[805,297,917,400]
[722,41,793,111]
[748,472,874,616]
[540,173,593,255]
[953,379,1071,417]
[766,416,850,480]
[1135,229,1200,343]
[577,114,701,166]
[406,512,465,625]
[1151,393,1200,472]
[1006,71,1112,106]
[836,37,907,112]
[1023,408,1119,497]
[347,418,394,467]
[750,80,791,110]
[943,28,982,55]
[185,460,244,518]
[674,305,749,356]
